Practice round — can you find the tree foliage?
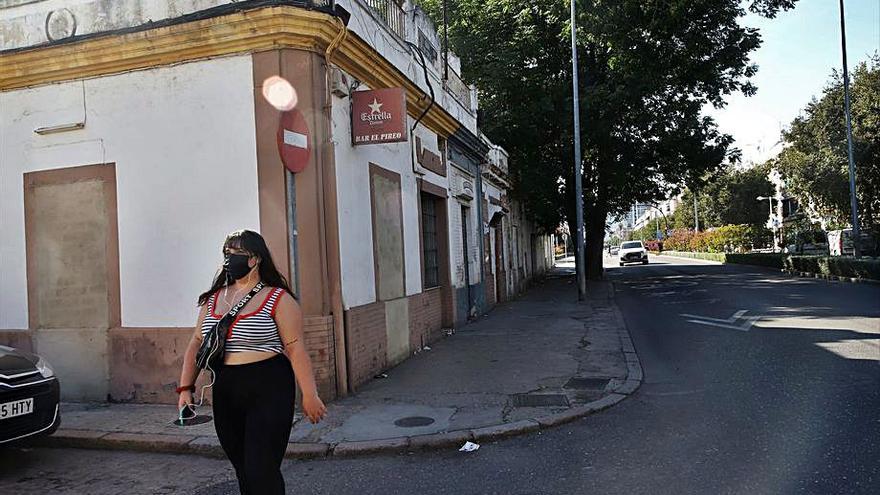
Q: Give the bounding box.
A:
[776,55,880,231]
[672,164,774,229]
[420,0,797,278]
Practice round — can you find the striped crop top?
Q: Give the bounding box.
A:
[201,287,285,354]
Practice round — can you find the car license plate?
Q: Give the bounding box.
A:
[0,397,34,420]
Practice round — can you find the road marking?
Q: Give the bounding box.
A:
[679,310,760,332]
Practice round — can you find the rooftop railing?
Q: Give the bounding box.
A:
[365,0,406,39]
[444,67,473,112]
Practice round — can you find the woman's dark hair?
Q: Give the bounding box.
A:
[198,229,295,306]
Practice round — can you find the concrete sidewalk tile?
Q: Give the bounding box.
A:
[407,429,473,451]
[331,437,409,457]
[285,442,330,459]
[471,419,540,441]
[102,432,197,452]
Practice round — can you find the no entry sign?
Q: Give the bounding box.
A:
[277,109,310,173]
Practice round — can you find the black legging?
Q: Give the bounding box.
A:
[213,354,295,495]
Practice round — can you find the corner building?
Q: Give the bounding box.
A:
[0,0,552,403]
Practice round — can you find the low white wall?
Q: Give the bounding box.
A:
[0,55,259,329]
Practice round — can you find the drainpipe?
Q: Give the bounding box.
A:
[323,16,349,397]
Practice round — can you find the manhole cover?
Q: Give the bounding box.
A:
[564,377,610,391]
[394,416,436,427]
[510,394,569,407]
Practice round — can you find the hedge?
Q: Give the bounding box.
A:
[660,225,771,253]
[659,251,879,280]
[784,256,880,281]
[725,253,785,269]
[661,251,727,262]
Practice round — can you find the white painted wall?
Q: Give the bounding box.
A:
[331,81,449,309]
[0,0,237,51]
[0,55,259,328]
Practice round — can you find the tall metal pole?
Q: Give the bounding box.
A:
[570,0,586,300]
[693,193,699,232]
[769,198,777,252]
[442,0,449,82]
[838,0,861,258]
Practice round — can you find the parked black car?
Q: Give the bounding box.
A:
[0,345,60,445]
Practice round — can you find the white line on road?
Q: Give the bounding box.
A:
[679,310,760,332]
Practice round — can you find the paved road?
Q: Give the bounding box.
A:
[2,256,878,494]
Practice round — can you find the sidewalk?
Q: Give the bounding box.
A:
[36,266,641,459]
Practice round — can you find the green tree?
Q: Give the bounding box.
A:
[421,0,797,279]
[776,55,880,232]
[673,163,774,229]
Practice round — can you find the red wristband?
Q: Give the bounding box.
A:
[176,385,195,394]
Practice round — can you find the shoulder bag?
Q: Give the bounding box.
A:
[195,282,265,371]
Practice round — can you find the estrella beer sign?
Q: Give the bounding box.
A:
[351,88,407,145]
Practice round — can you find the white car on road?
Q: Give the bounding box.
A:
[619,240,649,266]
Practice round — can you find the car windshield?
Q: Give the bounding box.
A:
[621,242,643,249]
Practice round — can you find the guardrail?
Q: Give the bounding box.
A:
[444,67,473,111]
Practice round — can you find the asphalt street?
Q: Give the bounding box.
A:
[2,256,878,494]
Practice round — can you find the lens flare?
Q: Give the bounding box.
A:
[262,76,298,111]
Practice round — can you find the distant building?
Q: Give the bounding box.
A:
[632,196,680,234]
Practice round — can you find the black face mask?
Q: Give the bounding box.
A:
[225,254,253,281]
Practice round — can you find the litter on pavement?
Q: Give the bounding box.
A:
[459,441,480,452]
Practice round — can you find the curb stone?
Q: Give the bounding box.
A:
[331,437,408,457]
[36,285,643,460]
[285,442,330,459]
[407,429,473,451]
[470,419,540,441]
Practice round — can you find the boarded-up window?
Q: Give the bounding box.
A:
[25,165,118,329]
[369,165,405,301]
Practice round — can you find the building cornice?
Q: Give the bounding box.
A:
[0,5,460,137]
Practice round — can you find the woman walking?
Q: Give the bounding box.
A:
[177,229,326,494]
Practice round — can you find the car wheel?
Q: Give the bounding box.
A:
[619,262,624,266]
[642,260,648,264]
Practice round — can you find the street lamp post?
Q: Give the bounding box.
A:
[570,0,587,300]
[838,0,861,258]
[648,204,670,239]
[757,196,776,252]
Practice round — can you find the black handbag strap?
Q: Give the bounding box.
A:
[218,282,265,325]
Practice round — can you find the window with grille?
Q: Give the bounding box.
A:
[418,29,438,64]
[421,193,440,289]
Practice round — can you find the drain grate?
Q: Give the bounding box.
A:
[510,394,569,407]
[564,377,610,391]
[394,416,436,427]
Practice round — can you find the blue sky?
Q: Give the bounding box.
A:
[706,0,880,165]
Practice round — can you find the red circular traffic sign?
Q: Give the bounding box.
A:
[277,109,310,173]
